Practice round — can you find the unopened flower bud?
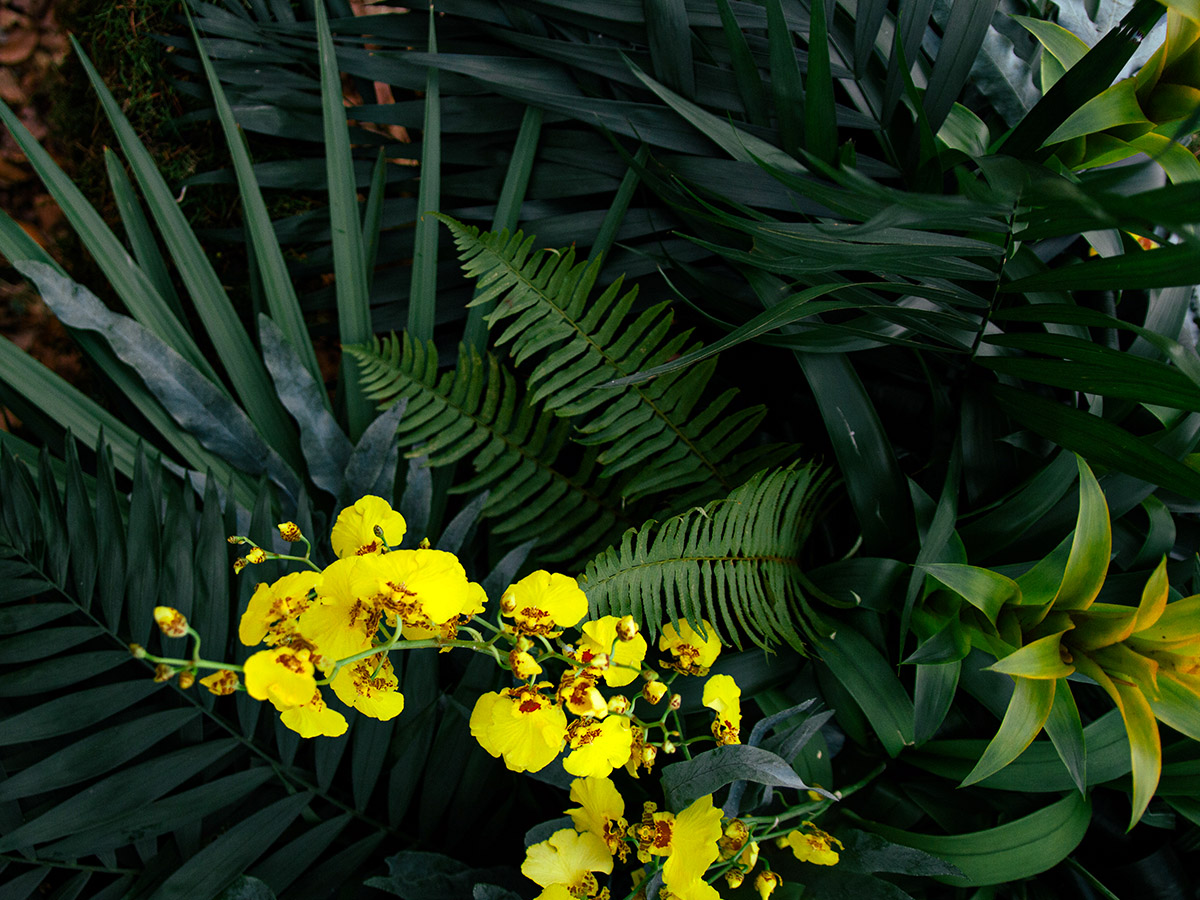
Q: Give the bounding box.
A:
[177,671,195,689]
[516,635,534,652]
[418,537,431,549]
[245,547,267,565]
[661,739,676,754]
[277,522,302,542]
[740,840,760,870]
[642,745,658,768]
[233,557,248,574]
[725,871,745,890]
[200,669,239,696]
[755,871,781,900]
[509,649,543,679]
[642,681,667,704]
[589,653,610,670]
[153,664,176,683]
[500,592,517,614]
[128,643,147,659]
[617,615,639,641]
[668,693,682,711]
[607,695,631,715]
[227,535,248,545]
[720,819,751,859]
[153,606,188,638]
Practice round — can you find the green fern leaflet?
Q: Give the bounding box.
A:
[346,333,633,562]
[582,464,829,651]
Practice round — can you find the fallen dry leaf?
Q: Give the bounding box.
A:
[0,27,38,65]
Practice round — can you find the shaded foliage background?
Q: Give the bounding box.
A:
[2,0,1200,898]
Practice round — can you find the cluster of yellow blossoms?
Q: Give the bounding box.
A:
[470,572,740,779]
[520,773,842,900]
[137,495,742,758]
[137,495,843,898]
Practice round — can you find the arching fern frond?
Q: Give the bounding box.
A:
[436,216,784,506]
[346,332,635,562]
[581,464,829,652]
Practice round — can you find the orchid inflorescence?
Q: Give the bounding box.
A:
[135,495,841,899]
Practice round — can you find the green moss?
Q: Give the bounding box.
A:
[50,0,223,224]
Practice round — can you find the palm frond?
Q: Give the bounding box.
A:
[437,216,785,506]
[582,464,829,651]
[0,433,534,899]
[346,333,635,563]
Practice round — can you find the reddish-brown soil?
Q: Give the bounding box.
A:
[0,0,81,431]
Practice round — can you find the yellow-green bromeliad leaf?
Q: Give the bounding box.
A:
[961,676,1057,787]
[1074,650,1163,828]
[989,632,1075,679]
[1114,680,1163,829]
[1050,457,1111,611]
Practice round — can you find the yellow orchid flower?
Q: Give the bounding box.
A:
[563,715,634,778]
[659,619,722,676]
[702,674,742,746]
[521,828,613,898]
[330,494,406,558]
[470,682,567,772]
[501,570,588,636]
[579,616,648,687]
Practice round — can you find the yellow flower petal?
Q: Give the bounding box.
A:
[662,794,723,888]
[199,669,239,696]
[330,654,405,721]
[784,824,842,866]
[330,495,407,558]
[363,549,474,627]
[279,690,349,738]
[663,880,723,900]
[239,571,322,646]
[567,776,627,856]
[244,647,316,710]
[296,557,376,668]
[522,828,613,890]
[702,673,742,745]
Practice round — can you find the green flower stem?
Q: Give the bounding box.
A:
[470,613,501,633]
[321,636,501,683]
[140,650,243,673]
[291,532,313,558]
[618,858,663,900]
[186,625,202,664]
[266,552,321,572]
[670,709,692,759]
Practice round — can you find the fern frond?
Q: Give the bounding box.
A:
[581,464,829,651]
[437,216,781,505]
[346,333,636,561]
